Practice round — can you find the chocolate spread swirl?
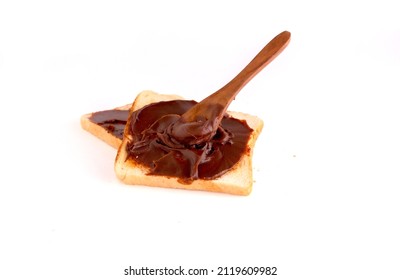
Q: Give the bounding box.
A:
[126,100,253,182]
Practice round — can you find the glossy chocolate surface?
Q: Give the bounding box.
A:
[89,109,129,140]
[126,100,253,182]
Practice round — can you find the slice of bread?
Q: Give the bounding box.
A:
[114,90,264,195]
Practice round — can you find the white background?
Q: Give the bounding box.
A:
[1,1,399,279]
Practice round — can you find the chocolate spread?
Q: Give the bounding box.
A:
[89,109,129,140]
[89,101,253,182]
[126,100,253,182]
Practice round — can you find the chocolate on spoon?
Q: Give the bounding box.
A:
[170,31,291,145]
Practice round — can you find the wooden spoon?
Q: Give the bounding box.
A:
[171,31,291,145]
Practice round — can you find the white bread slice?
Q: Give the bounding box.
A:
[80,91,183,149]
[114,90,264,195]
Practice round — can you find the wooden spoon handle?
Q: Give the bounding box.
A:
[181,31,291,123]
[214,31,291,104]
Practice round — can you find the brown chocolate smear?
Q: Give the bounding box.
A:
[89,109,129,140]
